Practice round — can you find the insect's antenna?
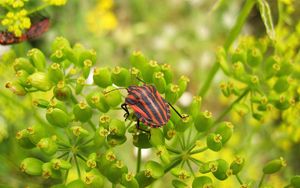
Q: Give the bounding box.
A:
[136,76,146,84]
[168,103,188,119]
[103,87,128,94]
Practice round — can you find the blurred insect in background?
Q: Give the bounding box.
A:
[106,78,188,133]
[0,17,50,45]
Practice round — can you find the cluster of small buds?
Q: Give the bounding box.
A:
[1,10,31,37]
[1,0,28,8]
[217,34,299,121]
[43,0,67,6]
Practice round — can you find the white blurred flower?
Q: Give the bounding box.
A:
[179,92,193,107]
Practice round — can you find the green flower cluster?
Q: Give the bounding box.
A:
[217,32,299,121]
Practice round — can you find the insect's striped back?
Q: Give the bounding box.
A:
[26,18,50,40]
[126,85,170,127]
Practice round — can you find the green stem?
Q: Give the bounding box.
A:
[258,174,266,187]
[74,154,81,178]
[136,147,142,174]
[112,183,116,188]
[77,153,87,162]
[189,157,204,165]
[236,174,243,185]
[27,4,50,15]
[186,160,195,177]
[166,146,181,154]
[164,158,182,173]
[70,93,79,104]
[190,147,208,155]
[57,152,69,159]
[198,0,256,97]
[214,88,250,123]
[88,120,96,131]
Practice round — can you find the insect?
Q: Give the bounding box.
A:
[108,78,187,132]
[0,17,50,45]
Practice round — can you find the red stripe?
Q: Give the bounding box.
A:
[145,86,168,122]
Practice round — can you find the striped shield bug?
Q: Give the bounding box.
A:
[0,17,50,45]
[106,78,187,132]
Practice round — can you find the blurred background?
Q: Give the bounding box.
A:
[0,0,300,187]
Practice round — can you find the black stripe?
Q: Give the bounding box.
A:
[135,87,164,125]
[143,86,168,122]
[125,97,136,105]
[129,92,152,120]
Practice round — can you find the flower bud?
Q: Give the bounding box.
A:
[175,114,191,132]
[172,179,188,188]
[16,129,35,148]
[232,48,246,63]
[273,77,289,93]
[51,159,72,170]
[27,124,47,144]
[121,172,139,188]
[263,157,286,174]
[103,86,123,108]
[50,49,66,62]
[86,91,110,112]
[111,66,131,87]
[27,48,46,71]
[230,156,244,175]
[215,122,234,144]
[247,48,262,67]
[78,49,96,67]
[192,176,213,188]
[106,160,128,183]
[142,60,161,82]
[73,101,93,122]
[107,135,127,147]
[93,67,112,88]
[86,153,97,169]
[51,37,71,52]
[20,157,43,176]
[153,72,166,93]
[265,55,280,78]
[163,121,176,140]
[161,64,173,84]
[42,162,61,179]
[16,70,30,87]
[109,119,126,136]
[232,61,247,82]
[171,167,191,180]
[75,76,85,94]
[49,100,68,112]
[129,51,148,71]
[66,179,85,188]
[37,137,58,155]
[217,47,230,75]
[46,108,70,128]
[71,126,89,137]
[194,111,213,132]
[149,129,165,146]
[99,114,111,129]
[273,95,290,110]
[165,84,180,104]
[276,59,293,77]
[94,127,108,147]
[206,133,222,152]
[13,57,35,74]
[48,63,64,84]
[133,133,152,148]
[212,159,230,180]
[5,81,27,96]
[98,150,117,176]
[145,161,164,179]
[27,72,52,91]
[53,82,72,101]
[135,170,155,188]
[155,145,170,164]
[84,169,104,187]
[190,96,202,119]
[290,175,300,188]
[178,75,190,97]
[199,161,212,174]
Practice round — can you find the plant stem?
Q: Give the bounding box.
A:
[198,0,256,97]
[77,153,87,162]
[236,174,243,185]
[190,147,208,155]
[112,183,116,188]
[74,154,81,178]
[70,93,79,104]
[258,174,266,187]
[57,152,69,159]
[186,160,195,177]
[164,158,182,173]
[166,146,181,154]
[214,88,250,123]
[189,157,204,165]
[136,147,142,174]
[88,120,96,131]
[27,4,50,15]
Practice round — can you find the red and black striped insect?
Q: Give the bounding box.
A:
[0,17,50,45]
[113,79,186,132]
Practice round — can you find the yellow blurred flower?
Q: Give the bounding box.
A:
[43,0,67,6]
[86,0,118,35]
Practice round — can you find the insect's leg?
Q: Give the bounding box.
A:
[136,119,150,135]
[168,103,188,119]
[121,103,129,120]
[136,76,146,84]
